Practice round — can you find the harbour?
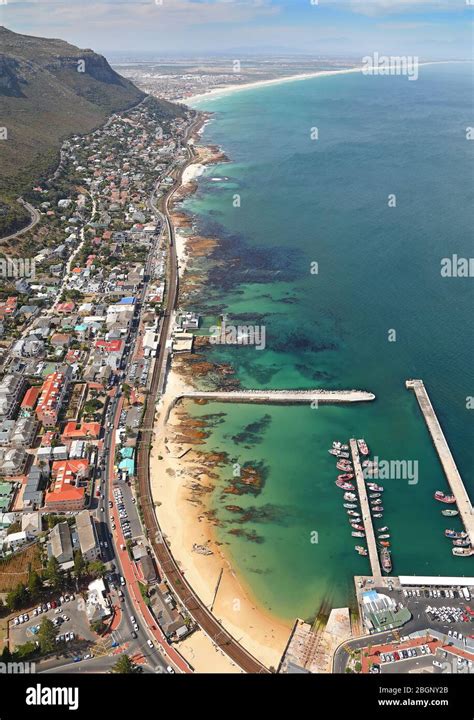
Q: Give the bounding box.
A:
[350,439,383,584]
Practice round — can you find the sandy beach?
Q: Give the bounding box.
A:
[150,394,292,671]
[180,67,362,105]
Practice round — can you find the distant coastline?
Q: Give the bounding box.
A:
[180,60,472,106]
[180,66,362,105]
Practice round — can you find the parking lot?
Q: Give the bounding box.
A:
[112,481,142,540]
[373,584,474,638]
[10,593,96,650]
[401,586,473,634]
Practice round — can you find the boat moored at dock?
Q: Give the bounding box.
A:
[357,438,369,456]
[452,547,474,557]
[442,509,459,517]
[380,547,392,573]
[336,479,355,490]
[434,490,456,504]
[444,529,468,539]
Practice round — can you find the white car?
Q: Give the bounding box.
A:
[147,639,154,649]
[166,666,175,674]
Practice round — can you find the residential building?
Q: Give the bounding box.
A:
[36,367,71,427]
[0,374,27,421]
[44,458,88,512]
[75,510,100,562]
[22,465,46,509]
[20,386,41,416]
[3,531,29,551]
[21,512,42,537]
[10,417,38,447]
[0,448,28,476]
[61,421,101,442]
[49,521,73,564]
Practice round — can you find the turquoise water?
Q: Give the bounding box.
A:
[181,65,474,622]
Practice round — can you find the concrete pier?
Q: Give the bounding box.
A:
[176,389,375,405]
[406,379,474,548]
[350,438,383,584]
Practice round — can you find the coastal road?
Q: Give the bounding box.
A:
[99,386,186,673]
[333,630,399,673]
[0,197,40,242]
[137,115,268,673]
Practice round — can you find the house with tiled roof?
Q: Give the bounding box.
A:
[61,421,101,442]
[36,367,71,427]
[44,458,88,512]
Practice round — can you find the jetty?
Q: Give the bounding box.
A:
[406,379,474,547]
[175,389,375,405]
[350,439,383,584]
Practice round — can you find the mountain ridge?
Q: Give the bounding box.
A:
[0,27,184,238]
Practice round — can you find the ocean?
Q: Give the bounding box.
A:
[179,64,474,622]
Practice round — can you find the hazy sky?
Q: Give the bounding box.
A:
[2,0,473,60]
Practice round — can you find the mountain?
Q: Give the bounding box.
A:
[0,27,184,237]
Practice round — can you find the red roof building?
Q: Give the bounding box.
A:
[56,301,75,314]
[21,386,41,412]
[44,458,88,511]
[36,368,71,428]
[61,421,101,442]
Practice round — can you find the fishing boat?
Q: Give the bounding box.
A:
[373,506,384,513]
[377,526,389,532]
[351,524,365,532]
[343,503,358,509]
[355,546,368,556]
[329,449,341,457]
[373,513,383,518]
[452,547,474,557]
[332,441,342,449]
[339,451,350,459]
[371,499,382,506]
[347,510,361,517]
[453,538,470,547]
[445,529,468,539]
[352,531,365,538]
[442,509,459,517]
[434,491,456,504]
[379,541,391,548]
[357,438,369,456]
[367,483,384,492]
[338,473,354,481]
[344,492,357,501]
[380,547,392,573]
[336,461,353,471]
[336,479,355,491]
[378,534,390,540]
[369,493,381,499]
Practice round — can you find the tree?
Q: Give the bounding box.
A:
[73,550,86,579]
[28,569,43,599]
[45,556,62,590]
[111,655,141,674]
[6,583,28,612]
[14,641,37,661]
[87,560,106,578]
[37,618,57,655]
[90,619,106,635]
